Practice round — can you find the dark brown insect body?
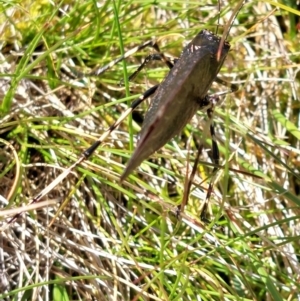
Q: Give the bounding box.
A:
[121,30,230,180]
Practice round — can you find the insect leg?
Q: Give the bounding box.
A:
[128,53,176,82]
[199,79,238,221]
[83,84,159,157]
[215,77,238,93]
[200,101,220,222]
[90,40,176,79]
[89,40,155,76]
[8,84,159,224]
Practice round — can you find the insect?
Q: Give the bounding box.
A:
[118,29,237,220]
[121,29,232,180]
[7,1,243,224]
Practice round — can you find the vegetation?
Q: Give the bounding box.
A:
[0,0,299,300]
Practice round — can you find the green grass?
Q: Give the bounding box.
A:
[0,0,300,300]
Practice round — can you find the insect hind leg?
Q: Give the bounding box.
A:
[83,84,159,159]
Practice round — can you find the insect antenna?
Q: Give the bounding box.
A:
[215,0,221,35]
[217,0,244,60]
